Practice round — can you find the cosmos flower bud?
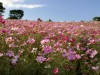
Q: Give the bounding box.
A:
[53,68,59,74]
[36,56,46,63]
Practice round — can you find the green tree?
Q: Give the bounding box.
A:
[93,16,100,21]
[0,2,5,16]
[8,9,24,19]
[37,18,43,22]
[47,19,52,22]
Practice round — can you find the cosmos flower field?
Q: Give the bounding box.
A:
[0,17,100,75]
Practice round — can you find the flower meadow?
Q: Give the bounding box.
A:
[0,17,100,75]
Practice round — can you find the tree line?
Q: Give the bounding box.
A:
[0,2,100,21]
[0,2,24,19]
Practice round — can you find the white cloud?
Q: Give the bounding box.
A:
[0,0,44,9]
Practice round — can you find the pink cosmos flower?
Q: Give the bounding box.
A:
[6,51,14,57]
[68,48,76,54]
[20,41,27,46]
[86,49,92,54]
[90,50,98,58]
[80,47,86,51]
[86,49,98,58]
[67,49,81,60]
[53,68,59,74]
[45,58,51,62]
[54,42,62,48]
[36,56,46,63]
[91,66,99,71]
[87,39,95,45]
[11,55,19,65]
[67,49,76,60]
[5,37,14,44]
[27,38,35,44]
[76,43,80,50]
[75,54,81,59]
[62,49,67,57]
[96,38,100,42]
[0,53,3,57]
[56,48,62,51]
[9,42,18,48]
[41,39,50,45]
[69,38,75,43]
[62,53,67,57]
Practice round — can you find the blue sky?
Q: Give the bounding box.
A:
[0,0,100,22]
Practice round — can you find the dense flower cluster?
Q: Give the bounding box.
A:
[0,17,100,75]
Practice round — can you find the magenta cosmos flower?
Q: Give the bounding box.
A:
[53,68,59,74]
[67,49,81,60]
[43,46,53,54]
[67,54,76,60]
[2,29,6,33]
[36,56,46,63]
[6,51,14,57]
